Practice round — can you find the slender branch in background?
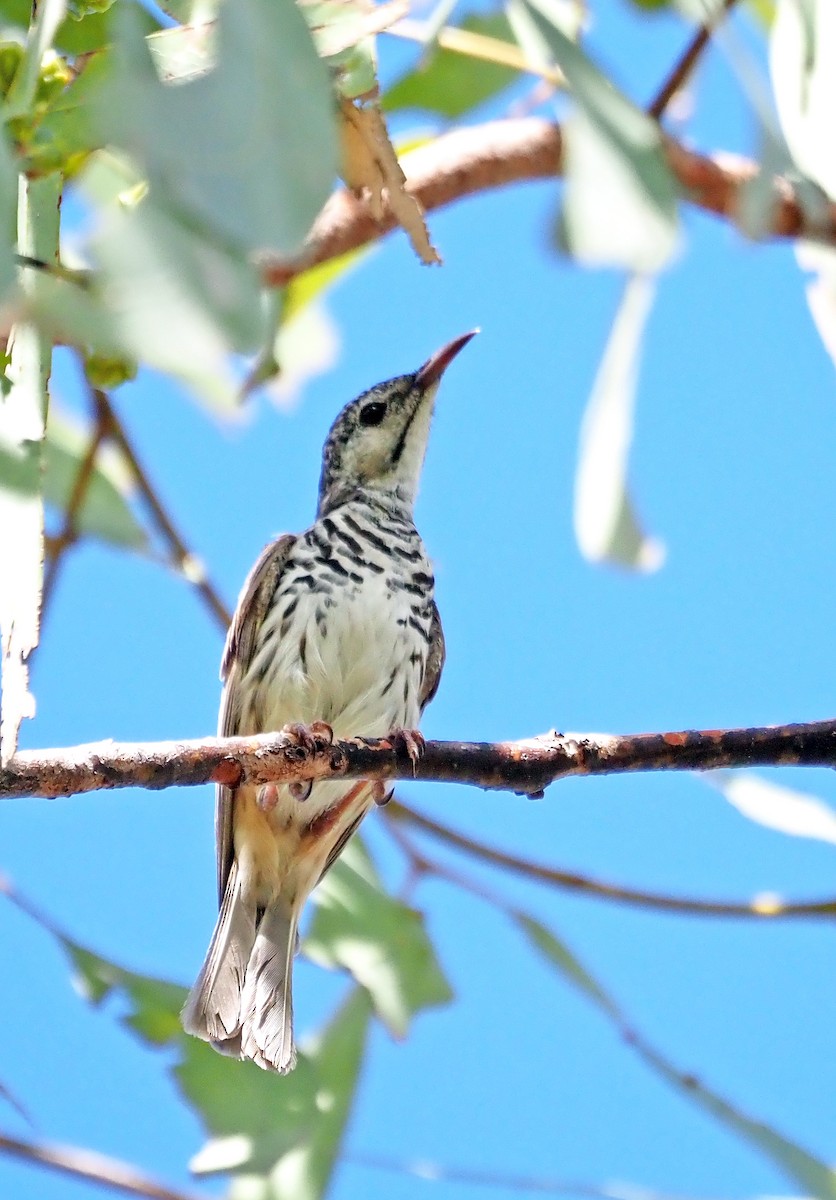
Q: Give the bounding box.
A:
[41,397,113,619]
[88,386,231,632]
[0,1131,206,1200]
[261,118,836,288]
[4,718,836,801]
[648,0,739,120]
[348,1151,735,1200]
[386,803,836,920]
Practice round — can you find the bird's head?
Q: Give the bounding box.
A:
[317,331,477,517]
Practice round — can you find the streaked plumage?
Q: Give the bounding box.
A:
[182,332,475,1072]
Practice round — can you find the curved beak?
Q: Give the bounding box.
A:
[414,329,479,390]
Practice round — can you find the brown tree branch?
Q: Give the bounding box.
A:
[3,718,836,800]
[89,387,232,632]
[385,802,836,920]
[0,1130,206,1200]
[262,119,836,287]
[647,0,739,120]
[42,397,114,618]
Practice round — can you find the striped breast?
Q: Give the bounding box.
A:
[237,493,436,752]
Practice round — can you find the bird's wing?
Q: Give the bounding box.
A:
[419,600,446,712]
[216,534,297,905]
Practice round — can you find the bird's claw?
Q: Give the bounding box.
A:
[389,728,425,775]
[282,721,334,754]
[372,780,394,807]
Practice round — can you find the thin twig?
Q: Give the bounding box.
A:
[348,1150,740,1199]
[4,719,836,802]
[88,386,231,632]
[648,0,739,120]
[0,1130,206,1200]
[385,803,836,920]
[42,398,113,618]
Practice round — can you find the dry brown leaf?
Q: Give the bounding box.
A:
[339,98,441,264]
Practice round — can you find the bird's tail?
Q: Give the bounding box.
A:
[181,862,256,1046]
[238,903,298,1073]
[182,871,298,1074]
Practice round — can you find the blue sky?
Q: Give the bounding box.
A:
[2,3,836,1199]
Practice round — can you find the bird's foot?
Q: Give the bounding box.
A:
[389,727,425,776]
[281,722,333,803]
[281,721,334,754]
[372,780,394,807]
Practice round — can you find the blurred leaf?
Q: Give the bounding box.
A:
[100,0,337,258]
[0,125,19,299]
[305,840,453,1037]
[31,50,112,174]
[145,22,214,85]
[64,939,188,1045]
[180,1042,317,1175]
[770,0,836,200]
[747,0,776,24]
[517,0,678,269]
[89,197,264,413]
[268,302,340,407]
[0,0,154,53]
[263,988,371,1200]
[513,912,619,1019]
[574,274,665,572]
[795,241,836,380]
[301,0,399,100]
[384,14,521,117]
[51,915,370,1200]
[637,1038,836,1200]
[188,989,371,1200]
[513,908,836,1199]
[43,409,147,549]
[705,771,836,845]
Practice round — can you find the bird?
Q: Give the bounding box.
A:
[182,330,476,1073]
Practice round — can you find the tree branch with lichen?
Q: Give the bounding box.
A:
[3,717,836,800]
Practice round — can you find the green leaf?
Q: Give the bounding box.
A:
[384,15,521,117]
[513,912,620,1019]
[705,771,836,845]
[33,49,113,174]
[100,0,338,258]
[178,1042,317,1174]
[573,274,665,572]
[89,195,264,413]
[747,0,776,25]
[301,0,382,100]
[0,125,19,300]
[265,988,372,1200]
[64,939,188,1045]
[518,0,679,270]
[187,990,371,1200]
[43,409,147,549]
[305,839,453,1038]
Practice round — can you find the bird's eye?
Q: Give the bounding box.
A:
[359,401,387,427]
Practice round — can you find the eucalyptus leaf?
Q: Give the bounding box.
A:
[705,771,836,845]
[384,14,521,117]
[305,840,453,1037]
[513,908,836,1199]
[100,0,338,257]
[520,0,679,270]
[90,197,264,413]
[574,274,664,572]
